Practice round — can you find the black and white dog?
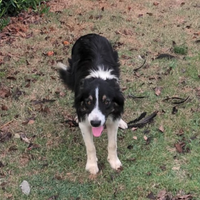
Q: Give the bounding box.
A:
[58,34,127,174]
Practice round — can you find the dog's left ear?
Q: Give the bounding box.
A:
[114,91,124,107]
[113,91,124,115]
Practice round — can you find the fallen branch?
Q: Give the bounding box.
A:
[163,96,189,104]
[127,111,158,128]
[133,57,146,72]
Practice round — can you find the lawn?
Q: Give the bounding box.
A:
[0,0,200,199]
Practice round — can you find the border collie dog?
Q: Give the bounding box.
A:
[58,34,127,174]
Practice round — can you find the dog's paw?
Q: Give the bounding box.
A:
[108,157,122,170]
[119,119,128,129]
[86,162,99,174]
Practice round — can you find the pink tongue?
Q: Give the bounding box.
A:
[92,126,104,137]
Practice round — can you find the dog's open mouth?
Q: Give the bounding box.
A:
[92,126,104,137]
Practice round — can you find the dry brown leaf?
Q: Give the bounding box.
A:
[131,127,137,131]
[157,190,167,199]
[20,133,31,144]
[0,87,11,98]
[155,87,161,96]
[28,119,35,125]
[159,125,164,133]
[47,51,54,56]
[153,2,159,6]
[174,143,183,153]
[1,105,8,111]
[63,40,70,45]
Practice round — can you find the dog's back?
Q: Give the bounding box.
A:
[59,34,120,92]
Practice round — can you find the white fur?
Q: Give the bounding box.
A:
[119,119,128,129]
[106,118,122,170]
[57,62,68,70]
[79,121,99,174]
[88,87,105,126]
[79,115,125,174]
[86,65,118,81]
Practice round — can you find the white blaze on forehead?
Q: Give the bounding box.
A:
[88,87,105,126]
[86,65,118,81]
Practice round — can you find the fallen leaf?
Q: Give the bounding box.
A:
[174,142,183,153]
[0,87,11,98]
[175,194,193,200]
[131,127,137,131]
[146,12,153,16]
[155,87,161,96]
[144,135,148,141]
[160,165,166,171]
[63,40,70,46]
[155,54,175,60]
[22,118,35,125]
[28,119,35,125]
[176,129,184,136]
[0,132,12,142]
[20,133,31,144]
[159,125,164,133]
[27,143,40,150]
[8,145,18,151]
[172,166,180,171]
[14,133,21,139]
[4,193,13,199]
[1,105,8,111]
[157,190,167,199]
[6,76,16,80]
[153,2,159,6]
[133,136,137,140]
[47,51,54,56]
[0,161,5,167]
[40,105,50,113]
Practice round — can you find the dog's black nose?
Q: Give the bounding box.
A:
[91,120,101,127]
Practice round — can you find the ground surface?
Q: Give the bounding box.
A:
[0,0,200,199]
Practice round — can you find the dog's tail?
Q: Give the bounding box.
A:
[57,62,74,91]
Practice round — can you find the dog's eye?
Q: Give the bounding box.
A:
[104,99,111,106]
[85,98,92,105]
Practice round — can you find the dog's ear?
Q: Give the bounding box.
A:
[113,91,124,107]
[113,91,124,114]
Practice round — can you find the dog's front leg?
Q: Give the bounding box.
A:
[79,122,99,174]
[106,119,122,170]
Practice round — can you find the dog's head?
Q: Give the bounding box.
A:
[75,78,124,128]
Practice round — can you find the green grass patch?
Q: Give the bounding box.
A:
[173,45,188,55]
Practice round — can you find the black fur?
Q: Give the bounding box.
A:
[59,33,124,122]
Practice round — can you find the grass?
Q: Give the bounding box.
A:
[0,0,200,199]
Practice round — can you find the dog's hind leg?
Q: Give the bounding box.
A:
[106,119,122,170]
[79,122,99,174]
